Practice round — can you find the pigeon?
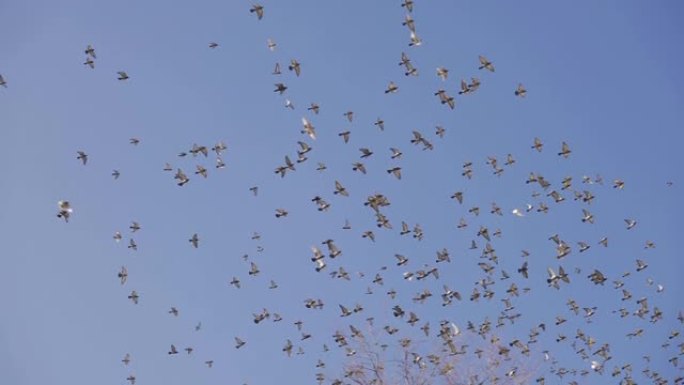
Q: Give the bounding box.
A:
[250,4,264,20]
[57,200,73,222]
[118,266,128,285]
[478,55,495,72]
[85,44,96,58]
[189,233,199,248]
[515,83,527,97]
[235,337,246,349]
[77,151,88,165]
[288,59,301,76]
[128,290,139,304]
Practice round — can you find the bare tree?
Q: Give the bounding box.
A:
[333,323,542,385]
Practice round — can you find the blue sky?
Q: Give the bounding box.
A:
[1,1,683,384]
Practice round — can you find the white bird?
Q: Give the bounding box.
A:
[301,117,316,140]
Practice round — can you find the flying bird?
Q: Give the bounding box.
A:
[189,233,199,248]
[515,83,527,97]
[77,151,88,165]
[85,44,96,58]
[250,4,264,20]
[57,200,73,222]
[118,266,128,285]
[288,59,301,76]
[478,55,495,72]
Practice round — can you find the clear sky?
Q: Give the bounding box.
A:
[1,1,683,384]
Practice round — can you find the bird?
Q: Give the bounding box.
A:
[334,181,349,197]
[515,83,527,97]
[76,151,88,165]
[401,0,413,12]
[385,81,398,94]
[189,233,199,248]
[85,44,96,58]
[129,221,141,232]
[352,162,367,174]
[436,67,449,80]
[0,74,6,88]
[195,165,208,178]
[118,266,128,285]
[274,83,287,94]
[283,339,293,357]
[402,13,415,31]
[558,142,571,158]
[117,71,129,81]
[174,169,190,186]
[248,262,261,276]
[112,170,120,179]
[209,42,219,48]
[169,307,179,317]
[338,131,350,143]
[84,57,95,69]
[288,59,301,76]
[250,4,264,19]
[359,148,373,158]
[307,103,320,114]
[128,290,139,304]
[57,200,73,222]
[301,118,316,140]
[531,137,543,152]
[267,38,277,51]
[168,344,178,355]
[121,353,131,365]
[235,337,246,349]
[408,30,422,46]
[478,55,495,72]
[387,167,402,179]
[399,52,418,76]
[275,209,288,218]
[434,89,455,109]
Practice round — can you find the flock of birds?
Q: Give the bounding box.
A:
[7,1,674,385]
